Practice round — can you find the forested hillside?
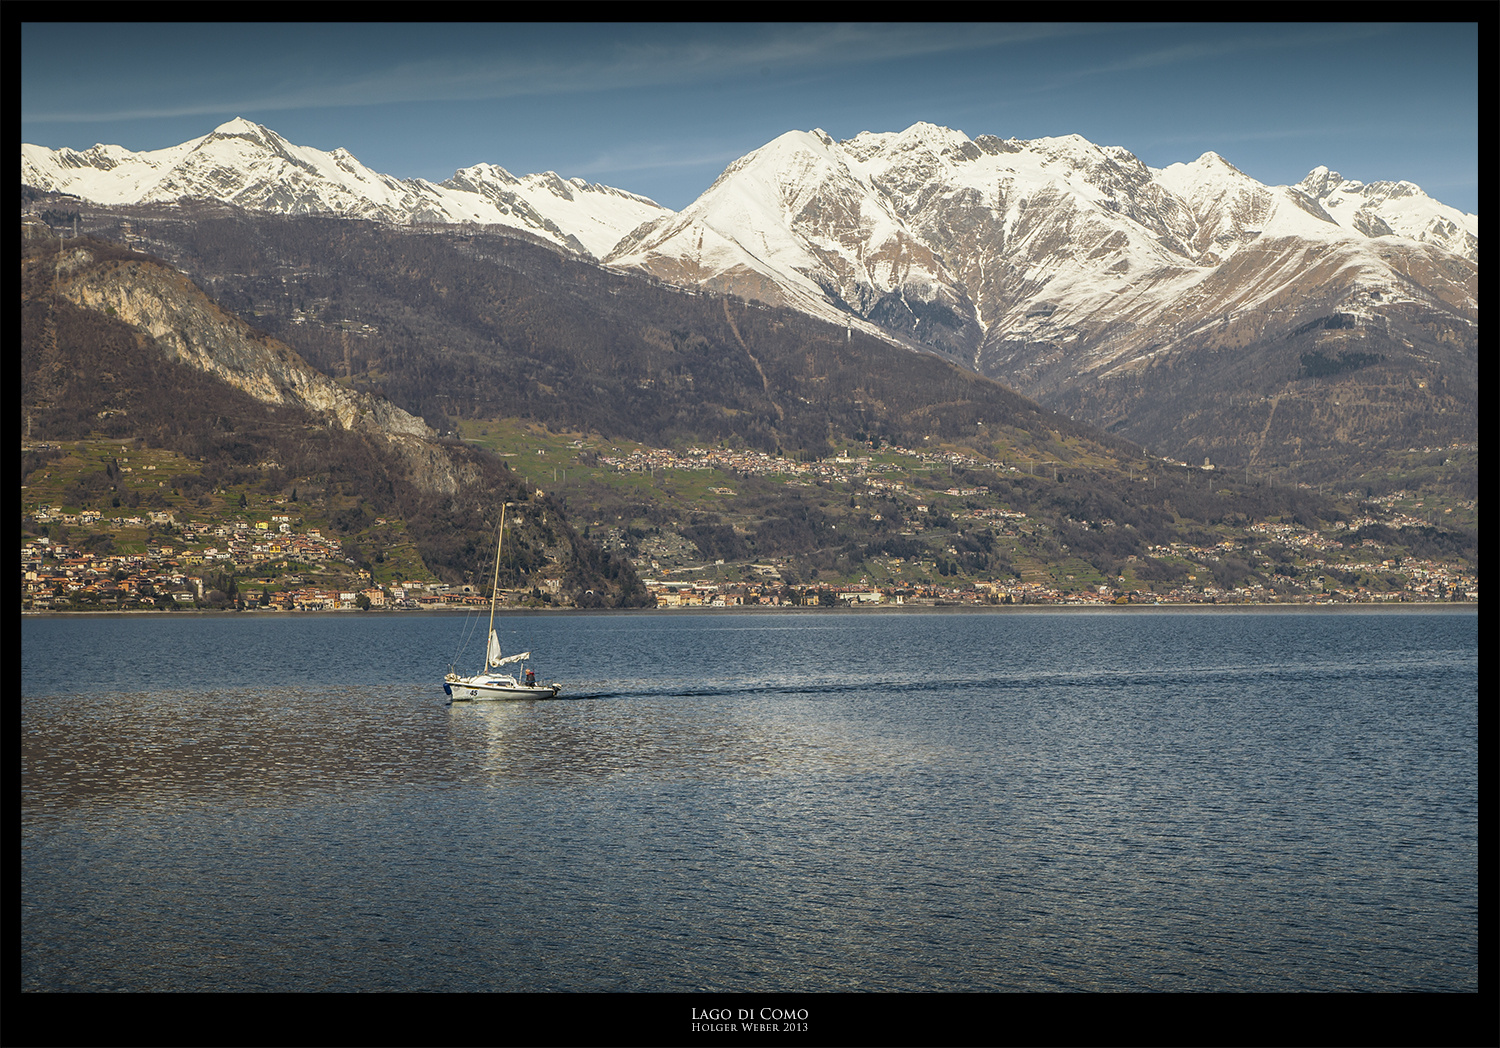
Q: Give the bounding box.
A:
[71,203,1130,464]
[22,204,1477,605]
[20,226,647,605]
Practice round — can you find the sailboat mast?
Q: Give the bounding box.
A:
[487,503,505,653]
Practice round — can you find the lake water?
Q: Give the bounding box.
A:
[21,608,1477,997]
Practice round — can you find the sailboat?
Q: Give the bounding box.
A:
[443,504,562,700]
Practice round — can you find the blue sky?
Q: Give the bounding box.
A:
[21,22,1479,214]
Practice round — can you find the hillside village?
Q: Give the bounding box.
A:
[635,520,1477,608]
[20,514,1478,611]
[22,432,1477,611]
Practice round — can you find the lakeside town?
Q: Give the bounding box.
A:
[22,427,1478,613]
[22,498,1478,612]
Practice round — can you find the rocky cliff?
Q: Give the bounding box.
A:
[53,244,482,496]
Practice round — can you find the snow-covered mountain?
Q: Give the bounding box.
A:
[1294,165,1477,262]
[605,128,979,351]
[21,119,1477,472]
[607,122,1476,373]
[23,118,1476,305]
[601,121,1475,472]
[21,118,669,258]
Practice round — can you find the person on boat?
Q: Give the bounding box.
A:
[526,669,536,687]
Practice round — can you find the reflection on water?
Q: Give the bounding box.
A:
[22,610,1478,992]
[22,680,944,815]
[24,687,454,811]
[452,690,938,787]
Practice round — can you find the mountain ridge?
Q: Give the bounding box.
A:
[22,120,1477,480]
[23,118,1476,270]
[22,118,672,259]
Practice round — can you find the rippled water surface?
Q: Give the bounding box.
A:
[22,609,1478,992]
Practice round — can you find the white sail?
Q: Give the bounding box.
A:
[486,629,503,668]
[494,651,531,666]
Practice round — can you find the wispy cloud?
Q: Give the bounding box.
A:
[26,23,1100,123]
[571,144,749,180]
[1031,22,1397,89]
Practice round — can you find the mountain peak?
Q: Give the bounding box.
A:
[1297,166,1351,197]
[1295,166,1474,259]
[1030,132,1096,153]
[761,128,839,153]
[1160,151,1250,183]
[202,118,300,160]
[210,117,269,138]
[896,121,965,143]
[448,161,521,186]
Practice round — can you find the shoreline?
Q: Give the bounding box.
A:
[21,601,1478,618]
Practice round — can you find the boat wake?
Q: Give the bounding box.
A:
[447,661,1369,705]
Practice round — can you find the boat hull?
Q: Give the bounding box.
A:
[444,675,561,701]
